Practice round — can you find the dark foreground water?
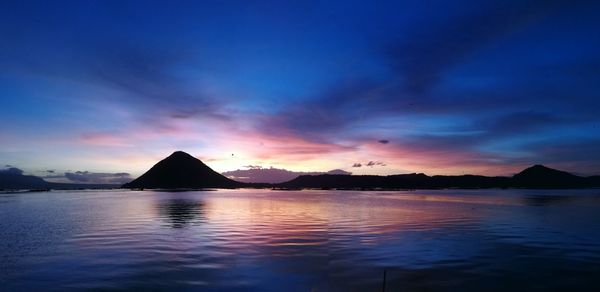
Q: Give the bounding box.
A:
[1,189,600,291]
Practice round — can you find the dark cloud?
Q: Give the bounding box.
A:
[256,79,382,142]
[480,111,566,137]
[70,42,235,130]
[2,18,229,128]
[64,171,132,184]
[46,170,55,173]
[369,110,584,167]
[366,161,386,167]
[386,0,563,94]
[222,167,351,184]
[352,163,362,168]
[519,139,600,170]
[85,44,225,118]
[243,165,263,170]
[1,0,599,176]
[253,1,600,150]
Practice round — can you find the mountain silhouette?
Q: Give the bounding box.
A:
[122,151,242,189]
[512,164,585,188]
[0,170,50,190]
[279,164,598,189]
[0,169,119,191]
[3,157,598,191]
[279,173,511,189]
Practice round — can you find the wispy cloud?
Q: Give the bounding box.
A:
[64,171,132,184]
[222,166,351,183]
[1,0,600,176]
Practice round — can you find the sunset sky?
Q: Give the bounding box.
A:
[1,0,599,183]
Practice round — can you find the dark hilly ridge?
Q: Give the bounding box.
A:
[122,151,242,189]
[0,168,50,190]
[122,152,599,189]
[3,151,598,190]
[512,164,586,188]
[280,165,600,189]
[0,168,119,191]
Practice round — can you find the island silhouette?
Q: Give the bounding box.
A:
[2,151,600,191]
[122,151,600,190]
[122,151,242,189]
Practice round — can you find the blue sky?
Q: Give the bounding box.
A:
[1,0,599,182]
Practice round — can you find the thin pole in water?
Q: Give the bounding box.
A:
[382,269,387,292]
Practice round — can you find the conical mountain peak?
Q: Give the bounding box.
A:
[514,164,573,178]
[123,151,241,189]
[168,151,195,158]
[513,164,582,188]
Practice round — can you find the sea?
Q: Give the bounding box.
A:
[2,189,600,291]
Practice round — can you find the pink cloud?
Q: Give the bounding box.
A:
[361,140,523,176]
[80,133,133,147]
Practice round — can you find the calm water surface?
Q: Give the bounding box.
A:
[1,189,600,291]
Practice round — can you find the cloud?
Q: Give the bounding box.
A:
[514,138,600,174]
[222,167,351,183]
[243,165,263,170]
[2,0,599,177]
[333,161,387,169]
[386,0,563,94]
[80,133,134,147]
[4,27,232,132]
[80,43,230,122]
[241,131,358,160]
[358,134,525,175]
[64,171,132,184]
[366,161,386,167]
[255,79,382,142]
[479,111,566,137]
[247,1,595,151]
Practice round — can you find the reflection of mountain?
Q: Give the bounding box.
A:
[157,198,205,228]
[523,195,575,206]
[123,151,242,189]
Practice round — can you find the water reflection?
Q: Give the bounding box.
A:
[156,198,205,228]
[2,189,600,291]
[522,195,576,206]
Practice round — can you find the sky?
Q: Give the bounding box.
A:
[1,0,600,183]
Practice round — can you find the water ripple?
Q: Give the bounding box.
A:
[2,189,600,290]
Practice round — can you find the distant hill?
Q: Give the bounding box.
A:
[122,151,242,189]
[0,168,50,190]
[222,167,351,183]
[3,157,598,191]
[279,173,512,189]
[0,168,119,191]
[279,165,599,189]
[512,164,585,188]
